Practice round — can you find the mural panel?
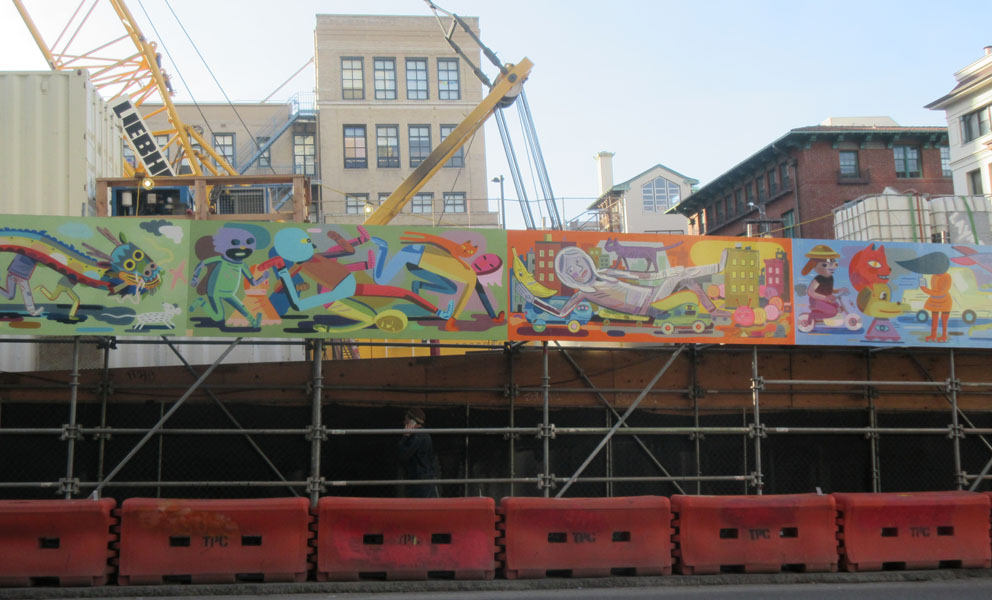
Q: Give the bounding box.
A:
[506,231,794,344]
[1,215,189,335]
[186,222,506,339]
[792,239,992,348]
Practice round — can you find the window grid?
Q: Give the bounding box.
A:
[213,133,235,168]
[782,210,796,238]
[409,125,431,167]
[341,57,364,100]
[293,134,315,175]
[344,126,367,169]
[894,146,921,178]
[345,194,369,215]
[962,105,991,142]
[641,176,681,212]
[940,147,951,177]
[411,193,433,213]
[256,136,271,168]
[443,192,466,213]
[438,58,460,100]
[440,124,464,167]
[839,151,859,177]
[406,58,428,100]
[373,58,397,100]
[376,125,400,168]
[780,163,790,188]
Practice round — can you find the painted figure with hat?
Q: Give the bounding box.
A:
[801,244,849,321]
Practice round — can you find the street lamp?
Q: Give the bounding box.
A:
[747,201,767,236]
[492,175,505,229]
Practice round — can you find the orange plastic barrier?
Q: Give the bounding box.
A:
[834,491,991,571]
[670,493,837,574]
[497,496,671,578]
[116,497,312,584]
[0,498,117,587]
[315,497,497,581]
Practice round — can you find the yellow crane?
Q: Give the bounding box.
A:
[13,0,237,179]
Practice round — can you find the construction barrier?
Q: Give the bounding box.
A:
[670,493,837,574]
[0,498,117,587]
[315,497,497,581]
[116,497,312,584]
[497,496,672,578]
[835,491,992,571]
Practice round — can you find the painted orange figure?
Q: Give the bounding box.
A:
[921,272,952,342]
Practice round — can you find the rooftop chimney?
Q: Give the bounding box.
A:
[985,46,992,56]
[595,151,615,197]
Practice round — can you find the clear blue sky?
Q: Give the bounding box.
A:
[2,0,991,227]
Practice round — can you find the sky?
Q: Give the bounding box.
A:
[2,0,991,227]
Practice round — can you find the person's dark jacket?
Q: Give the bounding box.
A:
[398,431,439,497]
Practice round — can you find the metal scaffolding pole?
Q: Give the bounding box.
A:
[95,338,113,484]
[163,337,299,497]
[556,346,685,498]
[62,337,81,499]
[541,341,551,497]
[751,347,764,495]
[89,338,243,499]
[691,346,702,495]
[865,349,880,492]
[555,343,685,495]
[950,348,963,490]
[309,339,325,507]
[507,343,517,497]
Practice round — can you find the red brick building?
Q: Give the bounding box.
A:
[671,119,953,239]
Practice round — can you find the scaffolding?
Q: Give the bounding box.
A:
[2,337,992,505]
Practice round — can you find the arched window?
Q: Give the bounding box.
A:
[641,176,682,212]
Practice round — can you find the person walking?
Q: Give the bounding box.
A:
[398,408,440,498]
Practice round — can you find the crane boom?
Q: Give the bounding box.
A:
[363,58,532,226]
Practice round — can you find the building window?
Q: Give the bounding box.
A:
[378,192,391,205]
[256,136,271,168]
[343,126,367,169]
[376,125,399,168]
[155,134,170,161]
[341,57,364,100]
[641,176,681,212]
[438,58,460,100]
[756,176,765,201]
[213,133,235,169]
[962,104,991,142]
[411,192,433,213]
[940,146,951,177]
[409,125,431,167]
[839,151,859,177]
[123,142,136,167]
[780,163,790,188]
[740,188,749,213]
[443,192,466,213]
[293,134,315,175]
[781,210,796,238]
[714,200,723,223]
[345,193,369,215]
[373,58,397,100]
[406,58,428,100]
[968,169,985,195]
[893,146,920,178]
[768,170,778,195]
[440,124,464,167]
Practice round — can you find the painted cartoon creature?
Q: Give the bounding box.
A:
[897,252,953,343]
[190,224,270,328]
[849,244,901,342]
[0,226,162,320]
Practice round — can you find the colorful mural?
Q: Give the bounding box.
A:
[506,231,794,344]
[0,217,506,340]
[792,239,992,347]
[6,215,992,348]
[1,215,189,335]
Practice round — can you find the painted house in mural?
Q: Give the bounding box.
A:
[723,245,761,309]
[672,118,953,239]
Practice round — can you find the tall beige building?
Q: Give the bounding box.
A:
[314,14,497,227]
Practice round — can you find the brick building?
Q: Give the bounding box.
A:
[671,118,953,239]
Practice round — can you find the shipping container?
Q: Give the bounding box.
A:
[833,191,934,242]
[929,195,992,245]
[0,70,122,217]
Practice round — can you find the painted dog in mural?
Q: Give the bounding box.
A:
[0,226,162,319]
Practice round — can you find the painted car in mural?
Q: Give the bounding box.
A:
[507,231,794,344]
[792,239,992,347]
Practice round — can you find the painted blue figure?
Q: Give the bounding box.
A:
[0,254,44,316]
[190,224,270,327]
[264,227,360,312]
